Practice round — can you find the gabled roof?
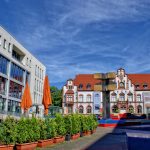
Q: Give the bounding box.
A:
[128,74,150,91]
[73,74,101,91]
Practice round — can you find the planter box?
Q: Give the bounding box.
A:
[16,142,37,150]
[53,136,65,143]
[91,129,96,134]
[83,131,87,136]
[71,133,80,140]
[37,139,53,148]
[0,145,14,150]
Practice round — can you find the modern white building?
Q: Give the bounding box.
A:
[0,26,46,119]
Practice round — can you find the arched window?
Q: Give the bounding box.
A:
[86,94,91,102]
[79,94,83,102]
[128,92,133,102]
[87,105,92,114]
[112,105,119,113]
[119,82,125,88]
[120,105,126,110]
[136,94,141,101]
[79,105,84,114]
[128,105,134,113]
[137,105,142,114]
[111,92,117,101]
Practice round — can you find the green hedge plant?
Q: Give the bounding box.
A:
[0,116,17,145]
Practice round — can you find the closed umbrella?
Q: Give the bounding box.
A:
[20,82,32,114]
[42,76,52,115]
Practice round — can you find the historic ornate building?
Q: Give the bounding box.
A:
[63,68,150,116]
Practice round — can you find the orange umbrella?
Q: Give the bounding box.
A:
[42,76,52,115]
[21,82,32,113]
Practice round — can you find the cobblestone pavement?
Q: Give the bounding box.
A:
[38,127,128,150]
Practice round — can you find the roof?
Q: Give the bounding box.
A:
[128,74,150,91]
[73,74,101,91]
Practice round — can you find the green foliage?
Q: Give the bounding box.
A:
[51,86,62,107]
[55,113,66,136]
[45,118,57,139]
[0,116,17,145]
[70,114,80,135]
[39,119,47,140]
[16,117,40,144]
[64,115,72,135]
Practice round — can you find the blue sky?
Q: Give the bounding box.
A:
[0,0,150,88]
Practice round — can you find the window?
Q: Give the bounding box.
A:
[119,82,124,88]
[3,39,7,49]
[136,95,141,101]
[29,60,31,68]
[26,72,30,83]
[87,94,91,102]
[120,93,125,101]
[79,84,83,90]
[87,105,92,113]
[68,106,73,114]
[12,50,21,61]
[7,100,21,113]
[86,83,91,90]
[8,43,11,52]
[137,105,142,114]
[79,105,84,114]
[143,84,148,89]
[120,105,126,110]
[128,93,133,102]
[10,63,24,82]
[67,95,73,101]
[0,76,7,95]
[0,54,9,75]
[68,86,72,90]
[79,95,83,102]
[111,93,117,101]
[9,81,23,99]
[135,84,140,89]
[0,98,6,111]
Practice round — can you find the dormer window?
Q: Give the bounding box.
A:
[135,84,140,89]
[79,84,83,90]
[86,83,91,90]
[143,83,148,89]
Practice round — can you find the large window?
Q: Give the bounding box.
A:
[26,72,30,83]
[0,98,6,111]
[120,93,125,101]
[9,81,23,99]
[128,93,133,102]
[0,54,9,75]
[137,105,142,114]
[10,63,24,82]
[66,95,73,102]
[12,50,21,61]
[7,100,21,113]
[0,76,7,95]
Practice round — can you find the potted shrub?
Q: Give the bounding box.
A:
[37,119,51,148]
[16,117,40,150]
[0,116,17,150]
[71,114,80,140]
[81,116,89,136]
[54,113,66,143]
[64,115,72,141]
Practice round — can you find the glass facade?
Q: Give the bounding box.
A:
[0,76,7,95]
[8,99,21,113]
[0,54,9,75]
[10,63,24,82]
[9,81,23,99]
[0,98,6,111]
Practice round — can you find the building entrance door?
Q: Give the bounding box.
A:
[146,107,150,119]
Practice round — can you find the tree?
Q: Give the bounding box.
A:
[50,86,62,107]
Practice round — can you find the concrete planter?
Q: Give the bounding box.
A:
[37,139,53,148]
